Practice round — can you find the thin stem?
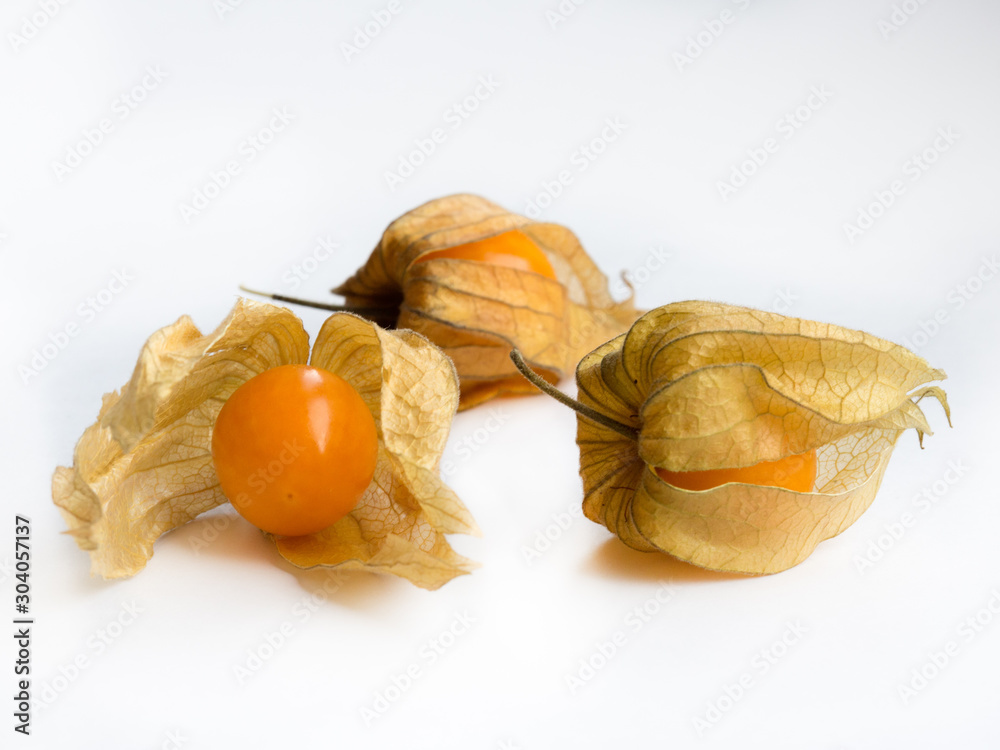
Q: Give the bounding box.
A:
[238,286,399,321]
[509,349,639,442]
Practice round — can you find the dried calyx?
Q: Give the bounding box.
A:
[52,299,479,590]
[511,301,951,575]
[242,194,640,409]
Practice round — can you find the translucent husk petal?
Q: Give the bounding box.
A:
[52,300,477,589]
[52,299,310,578]
[276,314,478,589]
[334,193,640,409]
[576,301,949,573]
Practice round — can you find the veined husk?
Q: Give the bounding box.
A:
[52,298,478,590]
[575,301,950,574]
[334,193,640,410]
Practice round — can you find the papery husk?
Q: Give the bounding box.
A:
[273,313,479,589]
[334,193,640,409]
[52,299,309,579]
[52,299,477,589]
[575,301,950,574]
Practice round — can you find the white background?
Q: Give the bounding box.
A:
[2,0,999,747]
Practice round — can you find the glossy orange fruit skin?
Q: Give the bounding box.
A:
[412,230,558,279]
[655,450,818,493]
[211,364,379,536]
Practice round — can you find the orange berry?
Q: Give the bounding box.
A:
[655,450,817,493]
[413,229,557,279]
[211,364,378,536]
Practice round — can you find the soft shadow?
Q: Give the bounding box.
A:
[173,511,405,607]
[585,538,747,584]
[272,556,402,609]
[169,511,271,568]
